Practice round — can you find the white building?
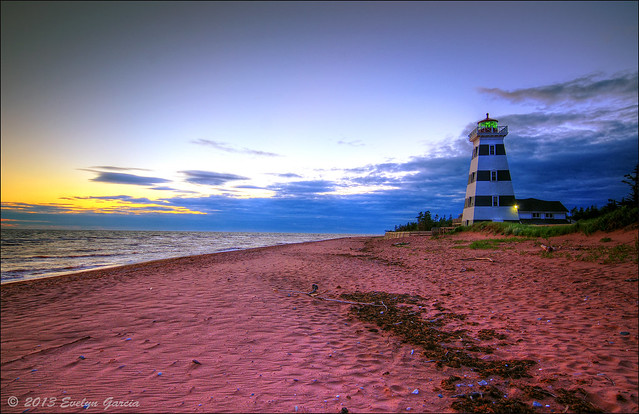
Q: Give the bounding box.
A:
[516,198,569,224]
[461,114,519,226]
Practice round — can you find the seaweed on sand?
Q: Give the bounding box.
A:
[450,388,535,414]
[341,291,535,378]
[555,388,605,413]
[340,291,605,413]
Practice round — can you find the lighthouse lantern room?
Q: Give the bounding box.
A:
[461,113,518,226]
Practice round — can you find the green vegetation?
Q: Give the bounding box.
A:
[466,237,529,249]
[392,210,453,232]
[570,244,636,264]
[453,205,638,237]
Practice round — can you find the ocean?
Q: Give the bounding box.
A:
[0,229,364,284]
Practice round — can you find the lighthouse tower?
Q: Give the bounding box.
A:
[461,113,518,226]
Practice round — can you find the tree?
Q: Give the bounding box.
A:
[621,163,638,207]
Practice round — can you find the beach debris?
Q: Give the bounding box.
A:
[624,278,639,282]
[392,242,410,247]
[459,257,494,262]
[308,283,319,296]
[78,355,86,360]
[477,380,488,386]
[620,331,630,336]
[555,388,605,413]
[532,401,542,407]
[340,408,349,414]
[540,244,555,252]
[192,359,201,365]
[597,373,616,385]
[411,389,419,395]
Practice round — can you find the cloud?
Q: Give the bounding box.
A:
[89,171,171,186]
[180,170,249,186]
[88,166,151,172]
[337,139,365,147]
[192,139,281,157]
[268,180,336,197]
[268,172,303,178]
[80,167,171,186]
[478,71,638,105]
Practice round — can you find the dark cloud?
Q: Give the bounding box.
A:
[192,139,281,157]
[478,71,638,105]
[89,171,170,186]
[180,170,249,186]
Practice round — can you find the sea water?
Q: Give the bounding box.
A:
[1,229,361,284]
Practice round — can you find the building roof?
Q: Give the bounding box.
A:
[516,198,568,212]
[478,113,498,123]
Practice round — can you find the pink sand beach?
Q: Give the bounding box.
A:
[1,230,637,413]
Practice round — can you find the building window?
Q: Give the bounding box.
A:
[493,196,498,206]
[489,145,495,155]
[532,213,540,218]
[497,170,511,181]
[499,196,516,206]
[491,171,497,181]
[473,147,478,158]
[545,213,554,219]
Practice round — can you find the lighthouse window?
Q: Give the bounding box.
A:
[499,196,516,206]
[478,145,489,156]
[489,145,495,155]
[493,196,499,206]
[497,170,511,181]
[496,144,506,155]
[491,171,497,181]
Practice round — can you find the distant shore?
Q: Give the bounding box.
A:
[1,231,637,413]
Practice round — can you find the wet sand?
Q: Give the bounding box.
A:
[1,230,637,413]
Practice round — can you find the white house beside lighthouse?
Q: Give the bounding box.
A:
[461,113,519,226]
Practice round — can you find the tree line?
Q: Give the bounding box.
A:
[392,211,454,232]
[570,163,638,221]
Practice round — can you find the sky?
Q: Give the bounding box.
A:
[1,1,637,234]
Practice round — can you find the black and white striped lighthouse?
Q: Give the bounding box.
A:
[461,113,518,226]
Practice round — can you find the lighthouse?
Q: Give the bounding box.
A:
[461,113,518,226]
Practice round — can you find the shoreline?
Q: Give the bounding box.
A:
[2,231,637,413]
[1,235,365,286]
